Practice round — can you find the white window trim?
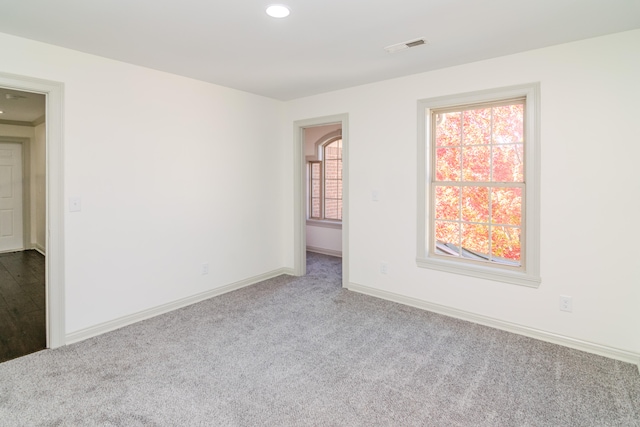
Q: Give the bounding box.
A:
[417,83,541,287]
[306,219,342,229]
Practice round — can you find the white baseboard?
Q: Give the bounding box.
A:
[66,268,292,345]
[306,246,342,258]
[347,282,640,371]
[34,244,46,256]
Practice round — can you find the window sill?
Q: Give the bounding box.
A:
[306,219,342,230]
[416,256,541,288]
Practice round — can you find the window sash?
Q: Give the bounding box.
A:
[309,161,322,220]
[429,100,525,271]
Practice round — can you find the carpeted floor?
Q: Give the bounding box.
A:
[0,252,638,426]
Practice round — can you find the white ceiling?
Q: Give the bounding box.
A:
[0,0,639,101]
[0,88,45,123]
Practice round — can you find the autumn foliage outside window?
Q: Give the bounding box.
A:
[309,138,342,221]
[432,99,524,267]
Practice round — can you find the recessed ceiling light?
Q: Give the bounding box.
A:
[0,111,3,114]
[266,5,290,18]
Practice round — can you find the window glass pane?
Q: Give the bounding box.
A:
[461,223,489,255]
[463,108,491,145]
[311,179,320,198]
[492,144,523,182]
[325,179,338,199]
[435,186,460,221]
[491,188,522,226]
[325,160,339,180]
[491,226,521,262]
[311,198,320,218]
[462,186,489,223]
[337,159,342,180]
[337,199,343,220]
[435,112,462,146]
[462,145,491,181]
[325,141,339,160]
[311,162,320,179]
[325,199,339,220]
[435,147,461,181]
[493,104,523,144]
[337,181,342,199]
[435,221,460,253]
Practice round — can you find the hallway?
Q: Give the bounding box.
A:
[0,250,45,362]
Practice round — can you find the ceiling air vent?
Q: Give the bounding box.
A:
[384,37,428,54]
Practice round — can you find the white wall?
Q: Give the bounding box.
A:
[0,32,287,334]
[284,30,640,356]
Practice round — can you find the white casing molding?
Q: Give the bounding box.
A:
[347,282,640,371]
[0,72,65,349]
[293,113,349,287]
[66,268,294,344]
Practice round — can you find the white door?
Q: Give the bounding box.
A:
[0,143,24,252]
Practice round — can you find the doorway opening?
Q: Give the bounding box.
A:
[0,88,46,361]
[0,72,65,359]
[293,114,349,286]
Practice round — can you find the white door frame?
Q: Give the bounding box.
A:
[0,72,65,348]
[293,113,349,287]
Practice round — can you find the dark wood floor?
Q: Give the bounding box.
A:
[0,250,46,363]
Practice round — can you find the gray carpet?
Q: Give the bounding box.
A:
[1,252,638,426]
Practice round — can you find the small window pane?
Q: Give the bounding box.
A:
[436,147,461,181]
[311,198,320,218]
[325,141,339,160]
[461,223,489,255]
[491,226,521,262]
[435,186,460,221]
[325,179,338,199]
[462,186,489,223]
[311,162,320,179]
[325,199,339,220]
[325,160,339,180]
[462,145,491,181]
[435,221,460,251]
[311,179,320,198]
[337,159,342,180]
[337,199,343,220]
[435,112,462,147]
[491,188,522,226]
[493,104,523,144]
[463,108,491,145]
[492,144,523,182]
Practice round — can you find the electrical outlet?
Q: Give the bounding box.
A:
[69,197,82,212]
[559,295,572,312]
[380,263,388,275]
[202,263,209,275]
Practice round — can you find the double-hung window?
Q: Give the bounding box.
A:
[309,138,343,222]
[417,84,540,287]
